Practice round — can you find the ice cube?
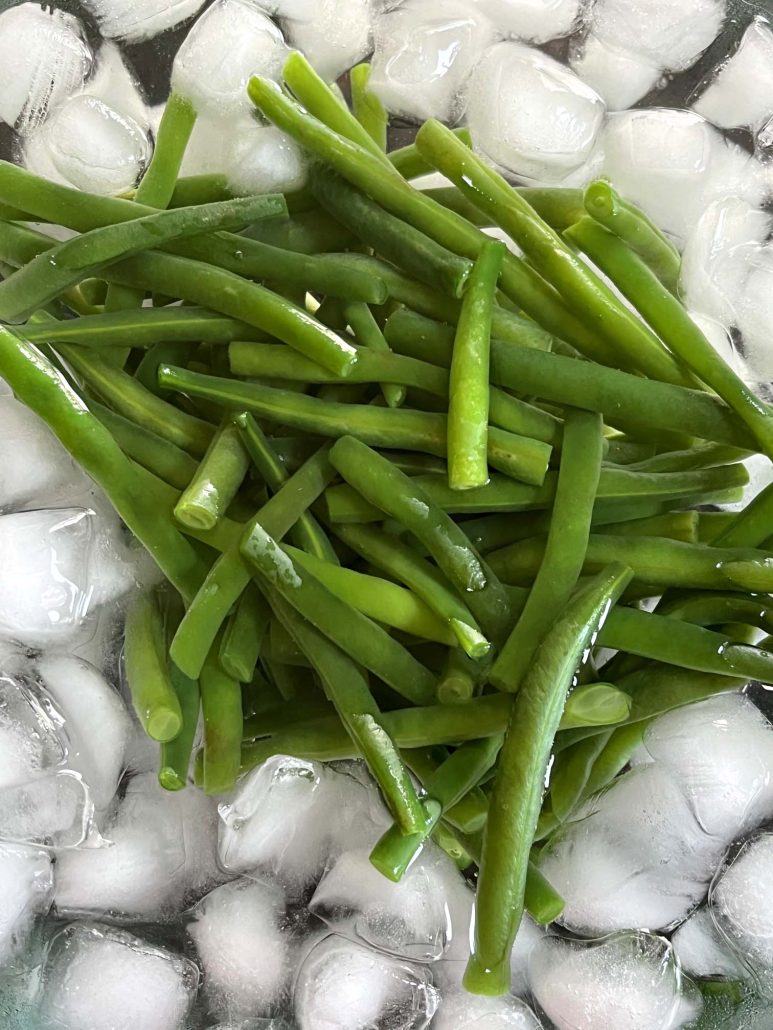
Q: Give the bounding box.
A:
[294,933,439,1030]
[370,0,496,125]
[0,656,67,788]
[226,124,308,195]
[0,4,92,135]
[36,653,132,814]
[172,0,289,118]
[465,42,605,185]
[671,905,748,981]
[529,931,684,1030]
[569,33,661,111]
[309,843,472,962]
[711,832,773,997]
[539,763,726,934]
[472,0,581,44]
[0,843,53,969]
[694,17,773,132]
[53,772,188,921]
[734,244,773,384]
[643,693,773,839]
[218,756,387,897]
[688,312,742,377]
[81,0,207,44]
[187,877,290,1021]
[679,197,772,328]
[0,508,137,648]
[277,0,374,83]
[83,42,150,132]
[38,922,199,1030]
[23,94,152,197]
[0,771,93,849]
[589,0,725,76]
[432,992,543,1030]
[0,396,89,514]
[601,108,770,243]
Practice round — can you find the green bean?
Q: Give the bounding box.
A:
[244,209,356,254]
[267,617,309,667]
[90,401,199,491]
[492,410,603,692]
[168,173,233,208]
[598,511,698,543]
[548,733,610,824]
[350,63,388,152]
[170,445,337,678]
[448,240,504,490]
[657,592,773,633]
[229,341,446,397]
[566,214,773,459]
[333,524,489,657]
[401,749,489,835]
[123,591,184,742]
[369,801,443,881]
[466,563,632,995]
[22,306,263,349]
[330,436,512,642]
[386,308,754,449]
[311,167,473,299]
[343,302,406,409]
[435,649,485,704]
[0,195,279,322]
[158,364,552,486]
[580,723,647,803]
[60,344,214,456]
[423,184,586,235]
[286,543,456,646]
[159,663,201,791]
[283,51,391,164]
[233,411,337,563]
[242,694,515,768]
[174,418,250,531]
[490,531,773,592]
[372,737,501,880]
[583,180,681,294]
[199,633,243,795]
[605,437,657,465]
[713,479,773,549]
[267,588,425,836]
[0,328,208,601]
[219,584,270,683]
[415,120,693,388]
[623,442,750,474]
[136,92,198,209]
[559,683,632,730]
[389,128,472,180]
[247,74,601,353]
[241,522,437,705]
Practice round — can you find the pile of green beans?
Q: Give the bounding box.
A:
[2,51,773,998]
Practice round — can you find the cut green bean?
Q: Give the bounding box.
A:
[343,301,406,409]
[448,240,504,490]
[174,418,250,531]
[492,409,603,692]
[159,663,201,791]
[329,436,513,642]
[559,683,632,730]
[124,591,184,742]
[548,733,611,824]
[350,63,388,151]
[168,173,233,208]
[583,180,681,294]
[219,584,270,683]
[241,522,437,705]
[565,214,773,459]
[199,633,243,795]
[466,563,632,995]
[311,166,473,299]
[136,92,197,209]
[390,128,472,180]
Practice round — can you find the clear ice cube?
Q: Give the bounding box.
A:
[0,842,53,970]
[294,933,439,1030]
[694,17,773,132]
[81,0,208,44]
[0,4,92,135]
[370,0,496,124]
[38,922,199,1030]
[465,42,605,184]
[569,33,661,111]
[277,0,374,83]
[671,905,748,982]
[472,0,582,44]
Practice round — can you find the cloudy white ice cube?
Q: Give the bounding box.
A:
[370,0,496,125]
[39,922,199,1030]
[569,33,661,111]
[711,832,773,996]
[84,43,150,131]
[0,843,53,969]
[81,0,207,44]
[294,934,439,1030]
[432,991,543,1030]
[733,245,773,384]
[465,42,605,184]
[694,17,773,133]
[309,843,471,962]
[671,905,747,981]
[473,0,581,44]
[529,931,686,1030]
[601,108,770,242]
[226,124,308,195]
[0,4,92,135]
[188,878,290,1022]
[277,0,374,83]
[172,0,289,118]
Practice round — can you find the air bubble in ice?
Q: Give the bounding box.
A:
[369,0,496,124]
[465,42,605,184]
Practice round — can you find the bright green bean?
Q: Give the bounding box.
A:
[350,63,388,152]
[343,301,406,409]
[123,592,184,742]
[559,683,632,730]
[219,584,270,683]
[199,633,243,795]
[174,418,249,532]
[491,410,603,692]
[159,663,201,791]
